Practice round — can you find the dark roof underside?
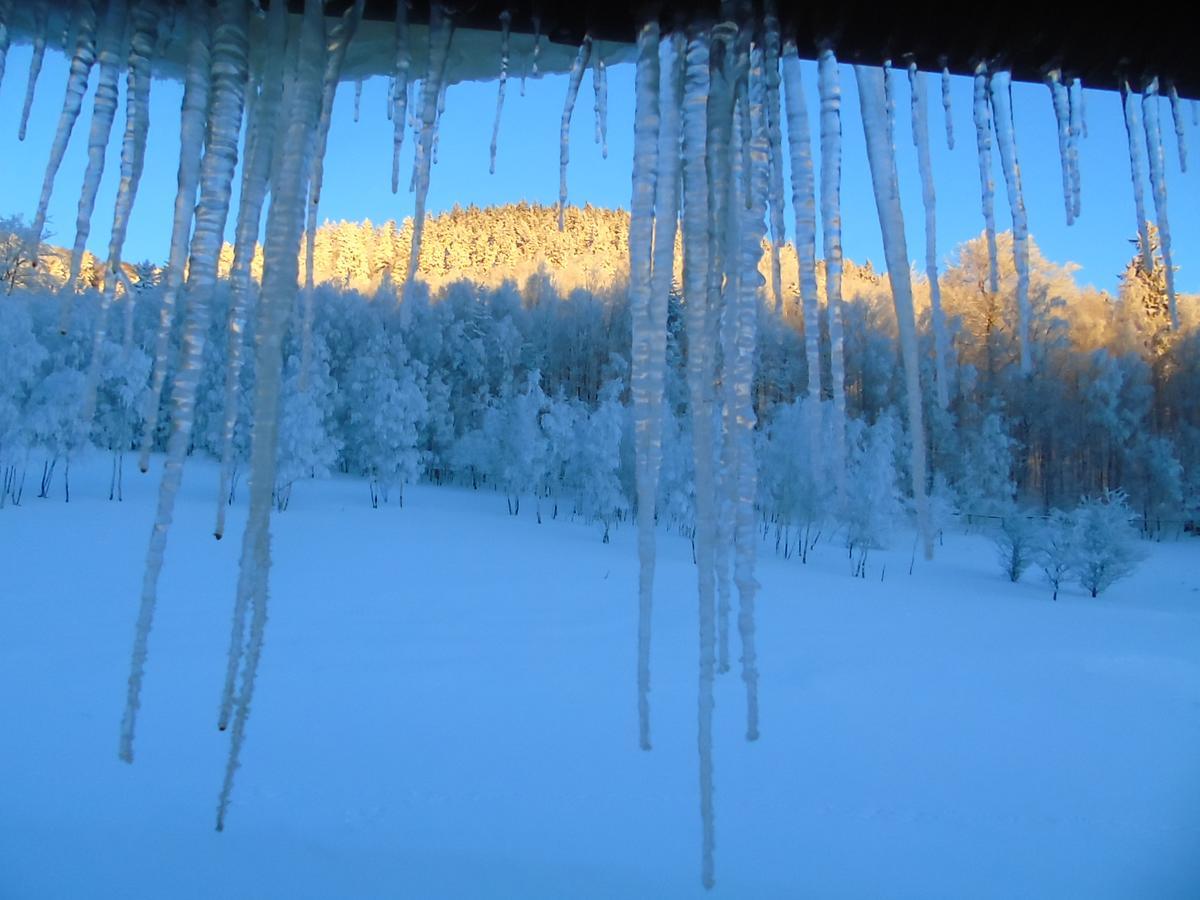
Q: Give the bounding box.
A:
[309,0,1200,99]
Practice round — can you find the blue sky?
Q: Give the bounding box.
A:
[1,41,1196,293]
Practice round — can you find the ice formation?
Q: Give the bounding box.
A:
[557,35,592,230]
[4,0,1190,890]
[488,9,510,174]
[817,48,848,497]
[121,0,249,765]
[18,1,51,142]
[1142,79,1178,328]
[972,63,1000,294]
[989,70,1032,375]
[909,63,951,408]
[1121,79,1154,274]
[629,21,660,753]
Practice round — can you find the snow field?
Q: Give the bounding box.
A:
[2,456,1199,898]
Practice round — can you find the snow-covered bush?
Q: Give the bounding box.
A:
[1071,490,1144,598]
[1035,509,1075,601]
[992,510,1037,583]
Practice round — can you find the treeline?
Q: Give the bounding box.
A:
[0,211,1196,550]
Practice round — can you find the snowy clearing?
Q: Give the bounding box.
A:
[2,456,1199,899]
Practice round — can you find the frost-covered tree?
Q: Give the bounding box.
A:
[341,329,427,508]
[275,349,341,512]
[842,413,903,571]
[1035,509,1075,601]
[1072,490,1144,598]
[992,507,1036,583]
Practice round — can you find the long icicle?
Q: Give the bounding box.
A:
[0,0,12,94]
[402,4,452,288]
[1121,79,1154,274]
[18,1,51,142]
[390,0,410,193]
[119,0,249,765]
[593,47,608,158]
[629,20,661,753]
[708,20,739,677]
[1067,78,1082,220]
[679,23,715,891]
[972,62,999,294]
[1143,78,1178,329]
[216,0,326,831]
[30,0,99,276]
[940,61,954,150]
[138,0,210,473]
[214,0,288,545]
[1167,83,1187,174]
[989,70,1032,375]
[487,9,510,175]
[855,64,934,560]
[733,46,766,743]
[60,0,124,330]
[301,0,365,385]
[1047,70,1074,226]
[558,36,592,230]
[762,3,786,315]
[910,64,951,409]
[118,0,160,349]
[817,47,848,501]
[781,44,823,478]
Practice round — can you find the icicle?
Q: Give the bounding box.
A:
[18,2,51,142]
[971,63,999,294]
[854,64,934,560]
[1192,99,1198,127]
[593,47,608,159]
[882,59,897,144]
[1168,82,1187,173]
[733,47,766,743]
[390,0,410,194]
[117,1,159,350]
[217,0,326,831]
[431,79,446,165]
[910,64,951,409]
[558,36,593,230]
[1067,78,1082,220]
[0,0,12,94]
[940,61,954,150]
[138,0,209,473]
[530,14,541,78]
[1143,78,1178,329]
[781,46,822,414]
[214,0,287,546]
[302,0,364,386]
[353,78,361,122]
[386,74,393,120]
[708,22,739,674]
[60,0,125,335]
[1079,82,1088,138]
[679,23,715,891]
[817,47,848,498]
[762,3,786,315]
[1121,80,1154,274]
[120,0,249,766]
[402,5,452,287]
[488,10,510,175]
[1047,70,1074,226]
[989,70,1032,375]
[629,21,660,754]
[34,0,97,308]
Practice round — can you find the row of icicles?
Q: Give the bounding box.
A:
[0,0,1191,888]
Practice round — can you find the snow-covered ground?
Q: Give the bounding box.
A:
[2,457,1199,899]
